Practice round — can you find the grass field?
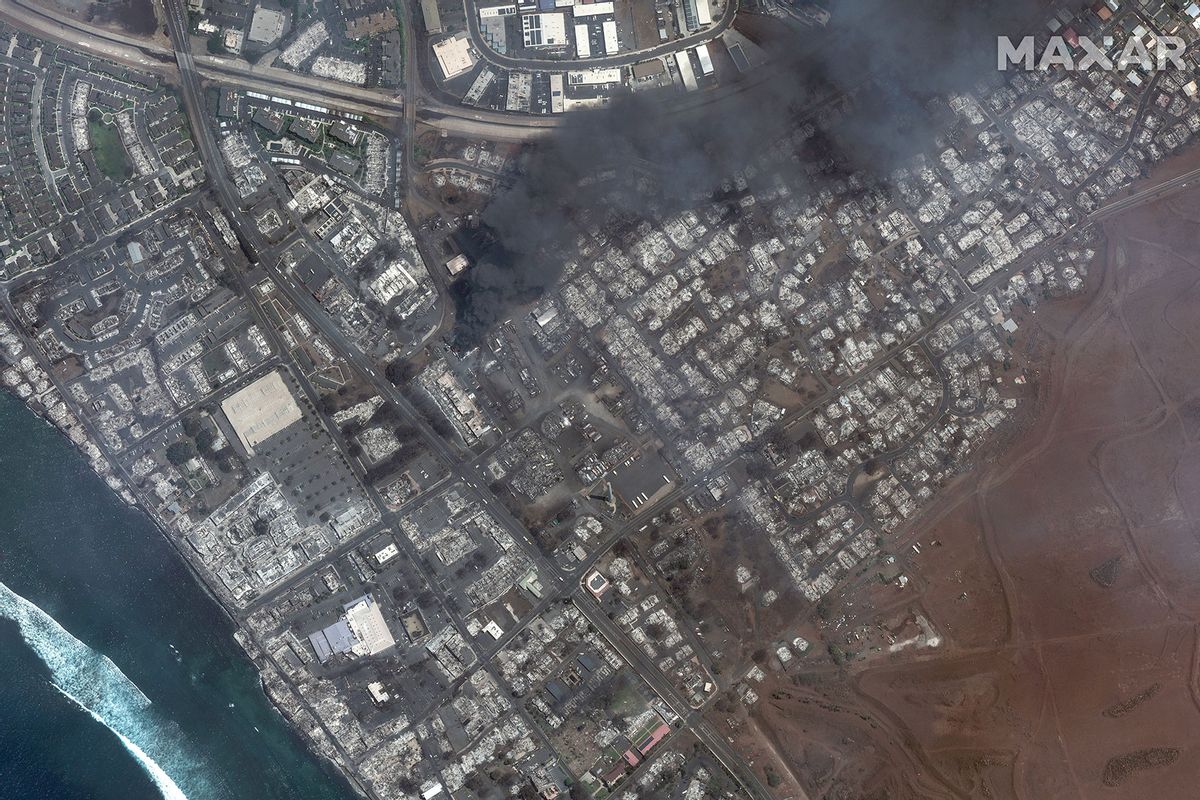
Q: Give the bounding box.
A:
[87,110,133,182]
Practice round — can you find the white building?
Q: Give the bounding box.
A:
[574,22,591,57]
[602,19,618,54]
[572,0,613,16]
[522,12,568,47]
[433,31,477,79]
[247,5,286,44]
[674,49,697,91]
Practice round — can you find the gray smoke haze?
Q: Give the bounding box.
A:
[450,0,1043,346]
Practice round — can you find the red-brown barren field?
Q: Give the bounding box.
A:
[731,161,1200,799]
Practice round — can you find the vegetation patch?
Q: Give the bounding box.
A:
[87,109,132,181]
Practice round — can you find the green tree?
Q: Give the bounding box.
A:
[166,441,198,466]
[196,428,218,451]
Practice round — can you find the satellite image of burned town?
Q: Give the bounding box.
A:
[7,0,1200,798]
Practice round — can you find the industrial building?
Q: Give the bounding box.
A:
[574,22,591,57]
[571,0,613,16]
[679,0,711,32]
[601,19,618,54]
[673,49,697,91]
[522,12,568,47]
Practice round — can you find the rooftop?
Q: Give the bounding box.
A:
[248,5,286,44]
[220,370,303,455]
[433,32,477,80]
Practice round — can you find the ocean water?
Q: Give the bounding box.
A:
[0,393,360,800]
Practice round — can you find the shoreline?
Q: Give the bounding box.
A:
[0,364,375,800]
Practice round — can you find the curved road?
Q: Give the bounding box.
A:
[0,0,796,145]
[0,0,569,135]
[462,0,738,71]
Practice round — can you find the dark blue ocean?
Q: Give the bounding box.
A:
[0,392,360,800]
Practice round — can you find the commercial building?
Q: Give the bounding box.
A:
[328,150,360,176]
[433,32,477,80]
[252,108,285,135]
[522,12,568,47]
[247,5,286,44]
[631,58,666,81]
[479,15,509,53]
[574,23,591,57]
[344,594,396,656]
[370,260,417,303]
[572,0,613,16]
[506,70,532,112]
[680,0,711,31]
[550,72,565,112]
[289,116,322,143]
[309,618,356,662]
[674,49,697,91]
[420,0,442,33]
[567,66,620,85]
[220,370,302,455]
[722,28,767,73]
[308,594,397,662]
[601,20,618,54]
[328,120,362,146]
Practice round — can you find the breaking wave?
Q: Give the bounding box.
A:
[54,686,189,800]
[0,579,210,800]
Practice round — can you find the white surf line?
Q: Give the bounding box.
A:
[0,579,201,800]
[54,686,190,800]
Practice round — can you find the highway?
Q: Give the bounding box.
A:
[1090,164,1200,220]
[0,0,792,145]
[147,4,775,782]
[0,0,575,138]
[0,0,412,112]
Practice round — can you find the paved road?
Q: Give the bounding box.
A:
[0,0,578,138]
[0,0,410,113]
[0,0,786,146]
[576,594,782,800]
[162,18,774,779]
[1090,164,1200,220]
[461,0,738,71]
[0,0,603,138]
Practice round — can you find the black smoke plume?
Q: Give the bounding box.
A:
[450,0,1043,346]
